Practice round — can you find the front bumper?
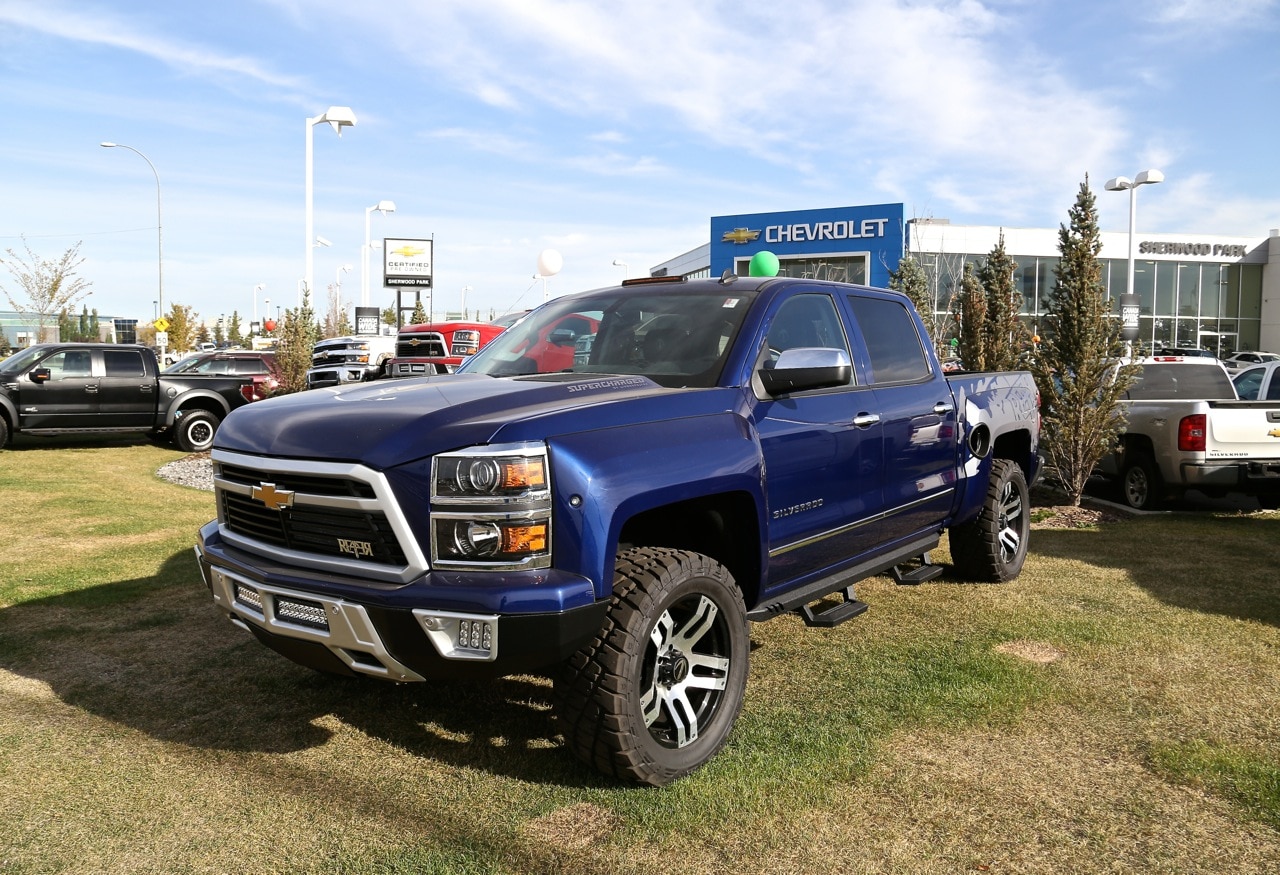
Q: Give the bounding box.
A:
[195,523,607,681]
[305,364,380,389]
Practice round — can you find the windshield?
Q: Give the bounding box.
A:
[458,285,757,388]
[0,345,52,373]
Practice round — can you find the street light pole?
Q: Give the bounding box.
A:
[101,141,164,356]
[1105,169,1164,354]
[612,259,629,279]
[461,285,472,320]
[305,107,356,309]
[363,200,396,307]
[1105,169,1165,298]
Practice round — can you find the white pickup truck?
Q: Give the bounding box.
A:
[1097,356,1280,510]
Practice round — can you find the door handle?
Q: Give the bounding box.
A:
[85,385,99,394]
[852,413,881,428]
[934,401,955,415]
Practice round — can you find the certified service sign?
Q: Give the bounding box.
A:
[384,238,434,287]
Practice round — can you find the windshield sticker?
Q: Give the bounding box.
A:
[722,298,741,308]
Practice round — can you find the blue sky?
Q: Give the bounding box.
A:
[1,0,1278,327]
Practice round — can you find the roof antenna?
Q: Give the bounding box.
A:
[719,269,738,285]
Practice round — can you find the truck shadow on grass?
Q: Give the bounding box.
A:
[1026,513,1280,628]
[0,549,607,787]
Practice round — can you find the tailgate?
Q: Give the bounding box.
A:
[1205,402,1280,459]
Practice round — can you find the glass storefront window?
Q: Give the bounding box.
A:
[1134,259,1157,316]
[1241,265,1262,319]
[1036,257,1057,316]
[1218,265,1239,318]
[1200,264,1222,319]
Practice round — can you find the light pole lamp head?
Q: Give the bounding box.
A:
[374,200,396,214]
[319,106,357,136]
[254,283,266,293]
[1104,176,1133,192]
[1134,169,1164,187]
[314,236,332,247]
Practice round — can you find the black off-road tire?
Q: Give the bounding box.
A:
[1121,454,1163,511]
[554,547,749,787]
[1257,494,1280,511]
[0,415,9,449]
[950,458,1030,582]
[173,410,220,453]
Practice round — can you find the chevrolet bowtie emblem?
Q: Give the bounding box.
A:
[1269,428,1280,438]
[251,483,295,511]
[721,227,760,245]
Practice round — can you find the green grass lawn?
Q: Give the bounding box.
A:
[1,439,1278,874]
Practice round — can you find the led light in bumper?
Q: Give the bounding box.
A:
[414,610,498,661]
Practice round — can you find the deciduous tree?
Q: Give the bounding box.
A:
[0,238,93,343]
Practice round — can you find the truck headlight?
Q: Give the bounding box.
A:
[451,330,481,356]
[430,443,551,570]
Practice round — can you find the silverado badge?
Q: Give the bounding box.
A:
[251,483,295,511]
[721,227,761,245]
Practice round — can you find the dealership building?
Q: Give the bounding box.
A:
[652,203,1280,357]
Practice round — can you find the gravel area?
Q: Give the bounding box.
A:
[157,451,214,491]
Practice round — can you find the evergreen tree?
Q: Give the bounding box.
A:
[335,308,352,338]
[955,262,989,371]
[1030,177,1138,506]
[227,310,244,345]
[88,308,99,341]
[409,299,428,325]
[381,306,398,329]
[78,306,90,340]
[975,231,1026,371]
[57,309,77,342]
[274,298,321,394]
[888,255,934,347]
[0,331,10,357]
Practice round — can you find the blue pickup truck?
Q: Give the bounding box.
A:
[195,274,1041,785]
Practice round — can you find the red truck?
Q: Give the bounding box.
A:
[387,314,522,377]
[388,311,595,378]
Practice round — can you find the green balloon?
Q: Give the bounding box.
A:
[749,250,780,277]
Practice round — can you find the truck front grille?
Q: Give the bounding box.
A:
[218,464,377,498]
[211,450,429,583]
[396,333,447,358]
[220,492,408,566]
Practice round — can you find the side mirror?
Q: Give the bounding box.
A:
[547,328,577,347]
[758,347,852,396]
[29,368,51,384]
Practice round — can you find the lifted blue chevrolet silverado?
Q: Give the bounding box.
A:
[195,274,1041,785]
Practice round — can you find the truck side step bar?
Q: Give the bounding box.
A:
[890,552,945,585]
[797,586,869,628]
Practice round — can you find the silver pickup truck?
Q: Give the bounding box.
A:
[1097,356,1280,510]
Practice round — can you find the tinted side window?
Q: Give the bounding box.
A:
[847,296,932,384]
[104,349,146,377]
[766,294,849,355]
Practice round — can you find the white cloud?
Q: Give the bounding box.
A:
[0,1,304,90]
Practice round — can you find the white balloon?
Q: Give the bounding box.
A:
[536,248,563,277]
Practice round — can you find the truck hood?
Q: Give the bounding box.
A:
[214,373,728,469]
